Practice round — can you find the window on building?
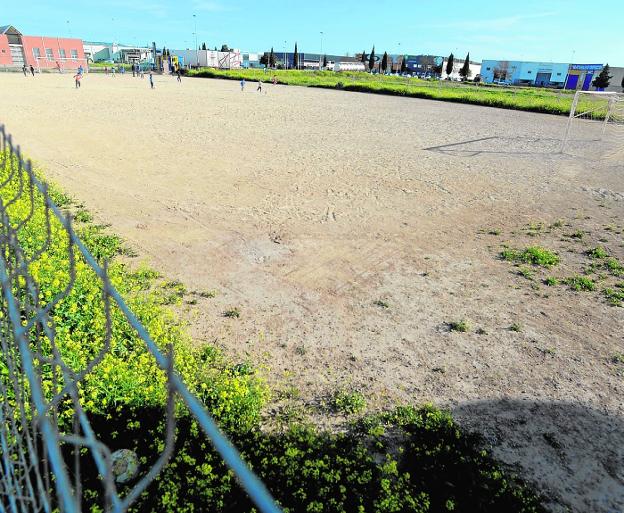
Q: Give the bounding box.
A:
[59,49,66,59]
[45,48,54,60]
[32,48,41,58]
[71,49,78,59]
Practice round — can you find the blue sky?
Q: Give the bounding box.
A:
[4,1,623,65]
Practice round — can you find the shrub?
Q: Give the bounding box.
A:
[331,389,367,415]
[544,277,559,286]
[587,246,609,259]
[449,319,471,333]
[565,276,596,292]
[500,247,559,267]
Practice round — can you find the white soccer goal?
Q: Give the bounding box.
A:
[34,57,90,74]
[561,91,624,154]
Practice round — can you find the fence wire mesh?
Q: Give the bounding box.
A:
[0,125,281,513]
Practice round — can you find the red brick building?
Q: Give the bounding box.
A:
[0,25,86,71]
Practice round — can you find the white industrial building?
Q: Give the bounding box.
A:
[173,49,242,69]
[83,41,151,63]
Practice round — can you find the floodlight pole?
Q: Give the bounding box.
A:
[320,32,323,70]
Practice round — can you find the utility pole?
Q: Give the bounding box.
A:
[319,32,324,70]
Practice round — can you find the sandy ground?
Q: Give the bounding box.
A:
[0,72,623,512]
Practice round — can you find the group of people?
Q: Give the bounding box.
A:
[22,64,35,77]
[20,60,179,91]
[73,65,85,88]
[240,75,278,93]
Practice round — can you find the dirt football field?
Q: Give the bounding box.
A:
[1,71,623,512]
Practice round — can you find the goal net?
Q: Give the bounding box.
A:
[561,91,624,157]
[34,57,90,74]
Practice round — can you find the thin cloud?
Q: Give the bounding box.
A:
[433,11,557,31]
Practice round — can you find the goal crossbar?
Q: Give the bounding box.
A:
[34,57,89,73]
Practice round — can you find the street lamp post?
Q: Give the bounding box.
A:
[563,49,575,90]
[193,14,198,69]
[319,32,324,70]
[283,41,287,70]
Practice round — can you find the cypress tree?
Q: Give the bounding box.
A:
[361,50,367,66]
[459,53,471,80]
[381,52,388,73]
[323,54,328,68]
[201,42,207,50]
[593,64,613,89]
[294,42,299,69]
[621,75,624,92]
[369,46,376,72]
[446,53,454,77]
[400,55,407,74]
[269,47,276,68]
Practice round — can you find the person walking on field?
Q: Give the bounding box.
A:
[22,64,28,77]
[73,72,82,89]
[111,66,116,77]
[240,78,245,91]
[149,71,154,89]
[30,65,35,77]
[257,80,262,93]
[176,69,181,83]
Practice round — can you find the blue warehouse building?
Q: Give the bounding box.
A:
[481,60,605,90]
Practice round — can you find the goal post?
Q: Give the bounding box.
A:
[561,91,624,152]
[34,57,90,74]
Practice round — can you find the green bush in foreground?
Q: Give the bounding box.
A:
[79,405,544,513]
[0,152,544,512]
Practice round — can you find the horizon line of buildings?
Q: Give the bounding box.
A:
[2,24,623,92]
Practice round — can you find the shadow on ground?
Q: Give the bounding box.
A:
[452,399,624,513]
[423,135,614,160]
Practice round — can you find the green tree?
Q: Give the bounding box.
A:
[269,47,276,68]
[322,54,328,68]
[593,64,613,89]
[381,51,388,73]
[361,50,367,67]
[220,44,230,52]
[621,74,624,92]
[459,53,471,80]
[446,53,454,77]
[369,46,376,72]
[293,42,299,69]
[201,42,207,51]
[260,52,268,66]
[400,56,407,74]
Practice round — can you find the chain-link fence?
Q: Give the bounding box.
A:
[0,124,281,513]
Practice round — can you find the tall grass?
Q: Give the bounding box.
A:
[188,68,586,117]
